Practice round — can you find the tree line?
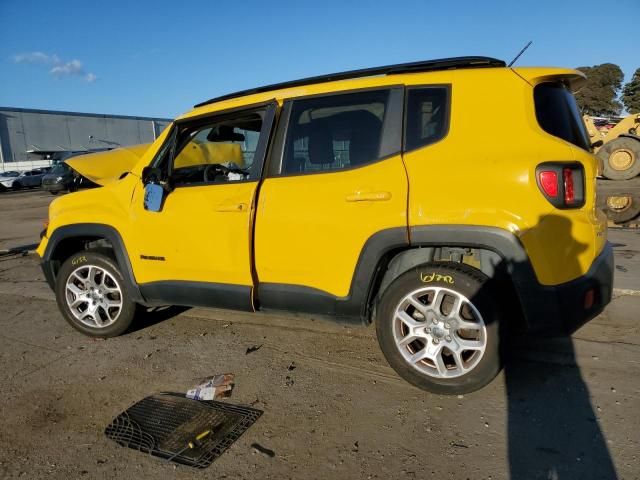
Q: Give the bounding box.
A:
[574,63,640,116]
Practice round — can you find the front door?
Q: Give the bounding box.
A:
[254,88,409,317]
[129,103,275,310]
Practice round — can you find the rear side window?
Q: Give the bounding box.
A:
[404,86,449,152]
[281,89,399,174]
[534,82,590,151]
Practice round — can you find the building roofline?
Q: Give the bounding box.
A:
[0,106,172,123]
[194,56,505,108]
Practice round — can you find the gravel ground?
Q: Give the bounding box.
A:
[0,190,638,479]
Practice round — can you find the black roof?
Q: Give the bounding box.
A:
[194,56,505,108]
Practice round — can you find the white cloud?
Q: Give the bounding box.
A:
[13,51,97,83]
[13,51,59,65]
[50,59,83,77]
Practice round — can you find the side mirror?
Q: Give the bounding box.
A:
[142,166,162,185]
[144,182,164,212]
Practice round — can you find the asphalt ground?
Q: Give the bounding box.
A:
[0,190,638,479]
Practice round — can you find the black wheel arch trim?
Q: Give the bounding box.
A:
[258,225,537,324]
[41,223,145,303]
[409,225,613,334]
[409,225,540,326]
[41,223,610,334]
[259,224,596,333]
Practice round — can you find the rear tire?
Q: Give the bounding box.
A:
[598,137,640,180]
[375,262,502,395]
[55,251,137,337]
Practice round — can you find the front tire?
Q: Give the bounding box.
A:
[376,262,502,395]
[55,251,137,337]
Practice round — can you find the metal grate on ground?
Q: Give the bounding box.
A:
[104,392,263,468]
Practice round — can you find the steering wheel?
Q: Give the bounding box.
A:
[203,163,229,183]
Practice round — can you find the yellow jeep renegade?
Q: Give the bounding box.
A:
[37,56,613,394]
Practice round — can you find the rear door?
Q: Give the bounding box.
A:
[254,88,409,316]
[23,171,36,186]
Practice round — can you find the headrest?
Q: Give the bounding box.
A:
[207,125,245,142]
[308,121,334,165]
[339,110,382,166]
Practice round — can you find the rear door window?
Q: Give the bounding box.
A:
[534,82,590,151]
[278,89,401,175]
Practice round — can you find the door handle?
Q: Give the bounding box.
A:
[345,191,392,202]
[216,203,247,212]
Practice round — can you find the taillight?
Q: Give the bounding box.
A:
[539,171,558,197]
[536,162,585,209]
[563,168,575,205]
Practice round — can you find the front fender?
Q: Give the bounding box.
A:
[40,223,144,303]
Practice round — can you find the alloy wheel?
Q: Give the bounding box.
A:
[65,265,123,328]
[392,286,487,378]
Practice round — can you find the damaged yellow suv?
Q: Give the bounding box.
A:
[37,56,613,394]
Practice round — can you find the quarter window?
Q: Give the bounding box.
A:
[534,82,590,151]
[281,89,395,174]
[404,87,449,152]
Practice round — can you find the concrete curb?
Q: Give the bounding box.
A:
[612,288,640,297]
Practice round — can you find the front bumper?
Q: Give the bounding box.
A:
[525,242,613,336]
[42,183,65,192]
[36,235,56,290]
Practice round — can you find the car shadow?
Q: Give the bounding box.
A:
[505,336,617,479]
[492,214,618,479]
[127,305,191,334]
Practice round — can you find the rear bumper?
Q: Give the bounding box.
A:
[525,242,613,336]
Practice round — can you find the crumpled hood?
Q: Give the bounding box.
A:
[65,143,151,186]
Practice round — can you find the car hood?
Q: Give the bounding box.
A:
[65,144,151,186]
[0,175,20,185]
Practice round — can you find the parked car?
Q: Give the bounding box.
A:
[40,149,117,195]
[37,56,613,394]
[41,163,77,194]
[0,169,47,191]
[0,172,20,191]
[41,156,100,194]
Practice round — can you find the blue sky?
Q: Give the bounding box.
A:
[0,0,638,119]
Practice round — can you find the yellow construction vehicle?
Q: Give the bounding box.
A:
[584,113,640,180]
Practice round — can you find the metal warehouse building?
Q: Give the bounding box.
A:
[0,107,172,171]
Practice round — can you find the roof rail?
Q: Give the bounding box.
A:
[194,56,505,108]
